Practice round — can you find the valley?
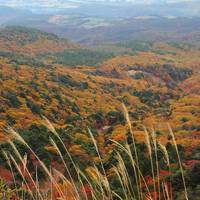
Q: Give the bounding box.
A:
[0,25,199,199]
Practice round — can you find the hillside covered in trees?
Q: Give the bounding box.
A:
[0,26,200,200]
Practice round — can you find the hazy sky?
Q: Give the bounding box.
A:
[0,0,196,5]
[0,0,198,10]
[0,0,199,18]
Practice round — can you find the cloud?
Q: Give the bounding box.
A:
[0,0,198,8]
[0,0,79,8]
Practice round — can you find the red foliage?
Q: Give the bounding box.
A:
[184,160,200,169]
[51,160,65,173]
[0,167,13,183]
[159,170,171,177]
[144,175,154,186]
[80,185,92,198]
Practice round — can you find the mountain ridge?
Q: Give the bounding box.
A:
[0,26,79,54]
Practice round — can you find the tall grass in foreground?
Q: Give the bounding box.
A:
[1,105,188,200]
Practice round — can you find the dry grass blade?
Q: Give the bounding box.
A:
[122,103,142,200]
[144,127,156,197]
[0,112,189,200]
[168,124,188,200]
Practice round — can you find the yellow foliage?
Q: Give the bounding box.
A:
[74,133,92,143]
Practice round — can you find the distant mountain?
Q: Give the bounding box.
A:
[0,1,200,45]
[1,9,200,45]
[35,16,200,45]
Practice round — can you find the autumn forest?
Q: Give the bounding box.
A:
[0,4,200,200]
